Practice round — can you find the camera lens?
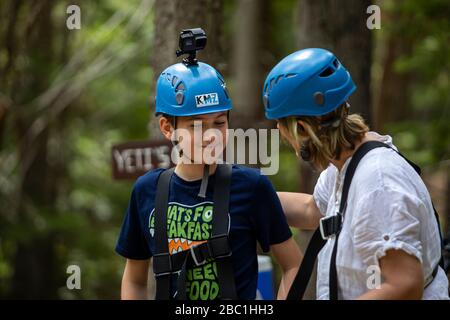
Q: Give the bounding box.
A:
[195,37,206,48]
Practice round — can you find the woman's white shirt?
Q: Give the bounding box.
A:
[313,131,449,300]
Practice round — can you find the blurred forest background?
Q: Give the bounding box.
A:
[0,0,449,299]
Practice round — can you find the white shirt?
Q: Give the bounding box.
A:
[313,131,449,300]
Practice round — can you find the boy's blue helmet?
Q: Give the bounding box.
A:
[262,48,356,119]
[155,62,232,116]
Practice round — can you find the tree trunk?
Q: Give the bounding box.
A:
[230,0,269,130]
[373,13,413,131]
[297,0,373,126]
[7,0,66,299]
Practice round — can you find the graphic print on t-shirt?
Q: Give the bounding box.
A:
[149,201,224,300]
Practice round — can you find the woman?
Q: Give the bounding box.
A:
[262,48,449,299]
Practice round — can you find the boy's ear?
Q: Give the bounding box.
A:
[159,116,173,140]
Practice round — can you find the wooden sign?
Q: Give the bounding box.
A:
[111,140,174,180]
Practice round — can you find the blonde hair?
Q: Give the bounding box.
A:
[278,103,369,170]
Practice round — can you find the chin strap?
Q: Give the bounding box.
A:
[198,164,209,198]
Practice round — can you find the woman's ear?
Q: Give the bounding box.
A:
[159,117,173,140]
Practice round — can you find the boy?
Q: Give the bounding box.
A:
[116,56,301,300]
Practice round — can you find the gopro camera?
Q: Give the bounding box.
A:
[176,28,207,65]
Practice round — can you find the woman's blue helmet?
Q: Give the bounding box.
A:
[155,62,232,116]
[262,48,356,119]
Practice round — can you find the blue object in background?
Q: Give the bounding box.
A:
[256,255,274,300]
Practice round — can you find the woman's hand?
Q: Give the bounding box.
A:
[277,192,323,230]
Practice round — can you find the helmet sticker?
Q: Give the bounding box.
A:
[195,92,219,108]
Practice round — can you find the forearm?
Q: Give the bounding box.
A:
[277,267,299,300]
[120,259,151,300]
[356,282,422,300]
[277,192,320,230]
[357,250,423,300]
[271,238,302,300]
[121,280,150,300]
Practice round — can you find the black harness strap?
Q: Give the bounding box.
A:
[210,163,237,299]
[153,164,237,300]
[287,140,445,300]
[153,167,175,300]
[286,228,325,300]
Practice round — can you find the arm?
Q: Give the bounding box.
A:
[356,249,424,300]
[277,192,323,230]
[121,258,151,300]
[271,237,303,299]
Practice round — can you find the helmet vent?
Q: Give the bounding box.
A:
[333,59,340,68]
[175,82,185,91]
[285,73,297,78]
[216,71,226,85]
[319,66,335,77]
[171,76,178,87]
[269,78,275,91]
[263,94,269,108]
[275,75,283,84]
[176,91,184,105]
[223,87,230,99]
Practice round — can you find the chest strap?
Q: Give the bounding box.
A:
[153,164,237,300]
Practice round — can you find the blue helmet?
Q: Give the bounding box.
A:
[155,62,232,116]
[262,48,356,119]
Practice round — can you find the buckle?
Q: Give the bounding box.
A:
[208,234,232,259]
[189,235,232,266]
[190,244,207,267]
[319,215,342,240]
[153,252,172,276]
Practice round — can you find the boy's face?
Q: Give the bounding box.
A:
[160,111,229,164]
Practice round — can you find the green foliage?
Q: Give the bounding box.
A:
[383,0,450,166]
[0,0,154,299]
